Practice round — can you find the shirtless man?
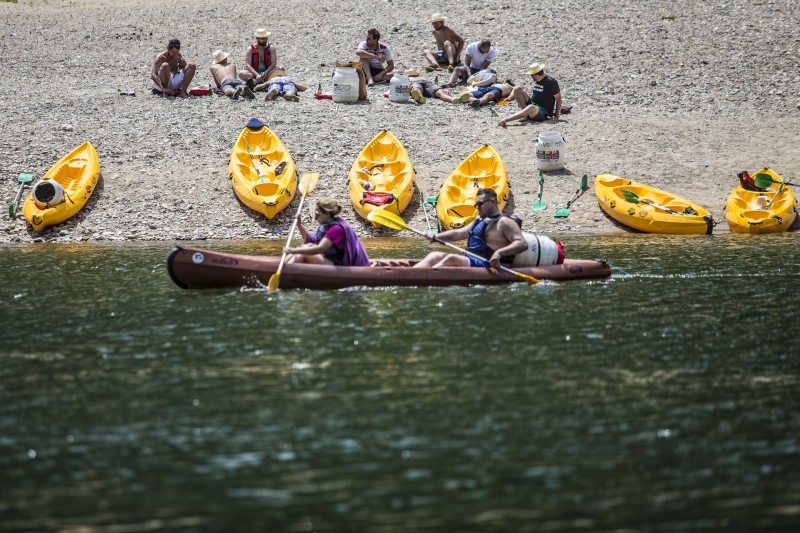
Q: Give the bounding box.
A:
[414,188,527,268]
[209,50,256,100]
[356,28,394,86]
[422,13,464,71]
[242,28,280,91]
[466,81,515,108]
[408,76,471,105]
[263,68,308,102]
[150,39,196,97]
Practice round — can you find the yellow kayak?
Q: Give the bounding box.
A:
[348,130,415,221]
[23,141,100,232]
[229,119,297,219]
[725,168,797,234]
[436,144,509,230]
[595,174,715,234]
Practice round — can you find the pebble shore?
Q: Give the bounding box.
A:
[1,0,798,243]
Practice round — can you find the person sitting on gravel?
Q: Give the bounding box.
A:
[263,68,308,102]
[243,28,280,91]
[498,63,561,126]
[441,39,495,88]
[422,13,464,72]
[210,50,256,100]
[466,81,515,108]
[356,28,395,86]
[151,39,197,97]
[408,76,471,105]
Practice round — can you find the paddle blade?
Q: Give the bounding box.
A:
[532,200,547,211]
[514,272,540,284]
[267,272,280,292]
[8,203,14,219]
[753,173,779,188]
[554,206,569,218]
[580,174,588,189]
[367,209,411,231]
[620,189,640,203]
[298,172,320,196]
[19,173,33,184]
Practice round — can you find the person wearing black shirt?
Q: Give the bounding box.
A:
[498,63,562,127]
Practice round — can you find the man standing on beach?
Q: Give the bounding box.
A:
[243,28,280,91]
[422,13,464,72]
[499,63,561,126]
[210,50,256,100]
[356,28,394,86]
[151,39,196,97]
[443,39,496,87]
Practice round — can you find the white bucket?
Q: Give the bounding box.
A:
[512,233,562,267]
[332,67,359,103]
[32,179,65,208]
[535,131,566,171]
[389,74,411,102]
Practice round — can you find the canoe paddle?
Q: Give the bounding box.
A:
[554,174,589,218]
[417,183,436,235]
[267,172,320,292]
[8,173,33,218]
[753,173,797,188]
[762,182,784,211]
[367,209,540,285]
[244,141,264,182]
[620,189,696,216]
[532,170,547,211]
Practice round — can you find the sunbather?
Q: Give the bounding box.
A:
[263,69,308,102]
[209,50,256,100]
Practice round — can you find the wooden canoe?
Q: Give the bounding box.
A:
[595,174,715,234]
[725,168,797,234]
[348,130,416,221]
[23,141,100,232]
[229,119,297,219]
[167,246,611,290]
[436,144,509,230]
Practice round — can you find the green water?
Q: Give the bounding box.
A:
[1,234,799,531]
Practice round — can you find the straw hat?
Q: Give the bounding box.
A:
[427,13,447,23]
[527,63,545,75]
[254,28,271,39]
[212,50,229,64]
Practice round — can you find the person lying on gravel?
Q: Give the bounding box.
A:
[408,77,470,104]
[422,13,464,72]
[263,68,308,102]
[242,28,281,91]
[498,63,561,126]
[441,39,495,88]
[466,81,514,108]
[356,28,395,86]
[210,50,256,100]
[151,39,196,97]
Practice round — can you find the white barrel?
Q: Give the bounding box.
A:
[512,233,562,267]
[332,67,359,103]
[535,131,566,171]
[389,73,411,102]
[32,179,65,208]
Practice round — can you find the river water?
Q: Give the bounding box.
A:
[1,234,799,531]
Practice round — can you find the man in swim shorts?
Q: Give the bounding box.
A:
[422,13,464,71]
[242,28,281,91]
[499,63,562,126]
[408,76,471,104]
[151,39,197,97]
[209,50,256,100]
[467,81,514,108]
[263,68,308,102]
[356,28,395,86]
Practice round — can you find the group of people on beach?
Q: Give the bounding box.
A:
[150,12,562,126]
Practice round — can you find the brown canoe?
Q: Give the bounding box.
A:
[167,246,611,290]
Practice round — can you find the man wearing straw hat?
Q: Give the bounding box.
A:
[422,13,464,72]
[243,28,280,90]
[498,63,562,126]
[150,39,197,97]
[210,50,256,100]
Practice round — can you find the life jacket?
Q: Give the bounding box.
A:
[315,220,345,264]
[249,44,272,71]
[467,214,521,265]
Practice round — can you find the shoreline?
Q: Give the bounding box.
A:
[1,0,798,244]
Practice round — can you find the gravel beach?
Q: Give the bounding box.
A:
[1,0,798,243]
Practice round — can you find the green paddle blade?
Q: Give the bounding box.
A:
[18,173,33,184]
[554,205,569,218]
[753,173,777,188]
[620,189,640,203]
[580,174,588,189]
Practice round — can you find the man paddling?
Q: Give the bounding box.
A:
[414,189,527,268]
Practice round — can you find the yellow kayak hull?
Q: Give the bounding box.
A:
[348,130,415,221]
[229,122,297,220]
[724,168,797,234]
[22,141,100,232]
[436,144,509,230]
[595,174,715,234]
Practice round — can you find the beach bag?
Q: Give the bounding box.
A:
[337,60,368,100]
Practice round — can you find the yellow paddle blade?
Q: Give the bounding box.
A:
[298,172,320,196]
[267,272,280,292]
[513,271,540,284]
[367,209,411,231]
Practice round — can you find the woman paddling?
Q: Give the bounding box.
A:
[284,199,370,266]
